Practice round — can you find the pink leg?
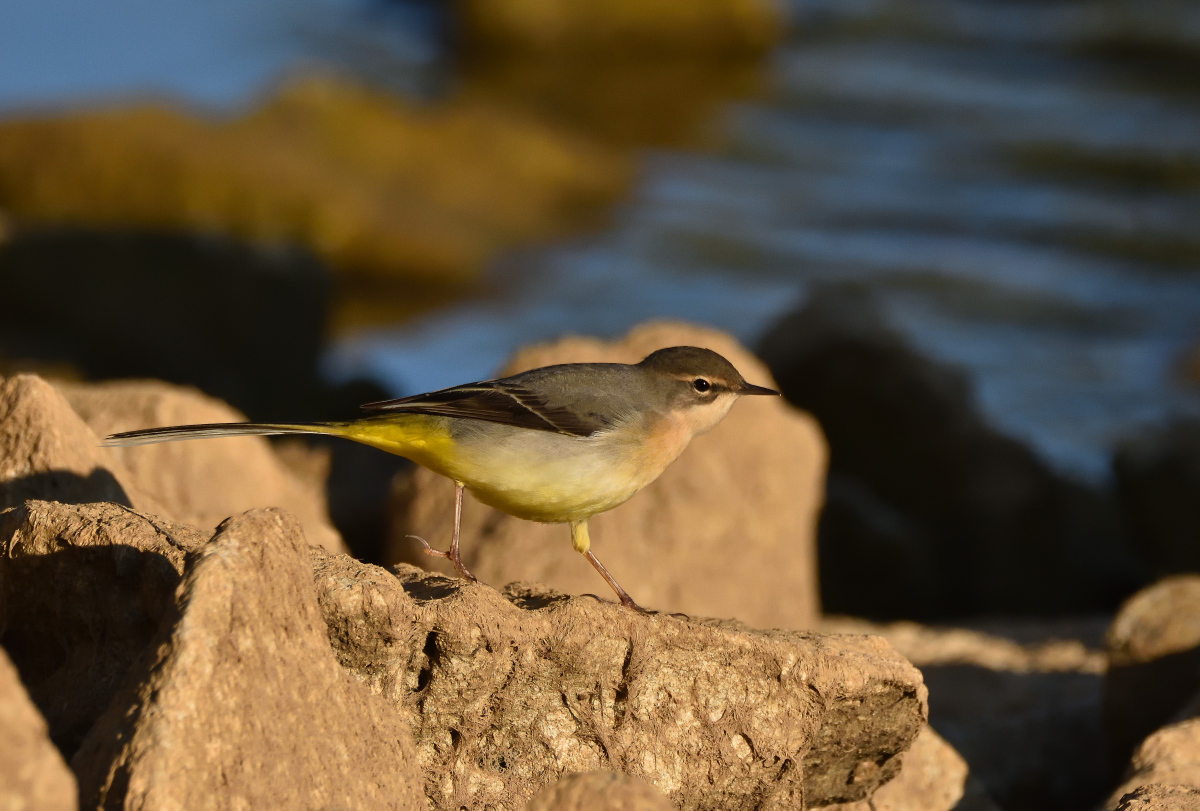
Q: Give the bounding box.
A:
[585,550,647,613]
[408,482,478,582]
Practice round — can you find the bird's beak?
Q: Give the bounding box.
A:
[737,382,780,396]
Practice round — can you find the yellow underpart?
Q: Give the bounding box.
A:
[327,413,682,525]
[334,415,460,479]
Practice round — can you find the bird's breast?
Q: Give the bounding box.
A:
[622,412,694,484]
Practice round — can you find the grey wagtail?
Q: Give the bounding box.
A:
[104,346,779,611]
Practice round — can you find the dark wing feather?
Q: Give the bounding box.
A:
[360,381,611,437]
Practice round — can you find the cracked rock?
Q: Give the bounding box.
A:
[312,552,926,811]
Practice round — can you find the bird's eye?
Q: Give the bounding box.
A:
[693,378,711,393]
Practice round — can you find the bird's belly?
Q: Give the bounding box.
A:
[444,425,675,523]
[468,463,643,523]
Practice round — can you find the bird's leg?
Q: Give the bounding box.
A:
[570,520,647,613]
[586,550,647,613]
[409,481,478,582]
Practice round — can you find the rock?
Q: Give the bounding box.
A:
[0,373,160,513]
[1113,783,1200,811]
[0,647,77,811]
[1108,718,1200,809]
[457,0,783,55]
[312,552,927,810]
[822,616,1108,675]
[0,500,207,757]
[1105,576,1200,773]
[524,772,673,811]
[758,288,1138,619]
[0,76,628,284]
[823,615,1108,811]
[1114,419,1200,575]
[388,321,826,628]
[58,377,344,552]
[71,508,427,810]
[818,725,999,811]
[0,372,347,553]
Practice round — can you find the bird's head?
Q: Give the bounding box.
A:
[637,346,779,436]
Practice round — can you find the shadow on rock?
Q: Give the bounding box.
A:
[0,468,131,514]
[0,501,206,759]
[0,648,78,811]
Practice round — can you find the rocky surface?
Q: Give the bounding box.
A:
[1105,576,1200,774]
[1114,420,1200,576]
[524,772,674,811]
[1112,783,1200,811]
[0,76,628,284]
[759,289,1138,620]
[313,553,926,810]
[2,493,927,811]
[824,615,1108,811]
[390,321,826,629]
[0,647,77,811]
[458,0,782,55]
[0,374,160,514]
[58,377,343,552]
[71,508,428,811]
[0,500,206,757]
[1108,717,1200,809]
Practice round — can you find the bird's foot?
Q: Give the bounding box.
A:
[581,591,651,614]
[406,534,479,583]
[618,594,650,614]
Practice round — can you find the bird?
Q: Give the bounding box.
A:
[104,345,779,612]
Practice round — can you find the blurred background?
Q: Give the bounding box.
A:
[2,0,1200,618]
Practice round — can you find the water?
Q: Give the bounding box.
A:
[3,0,1199,481]
[0,0,440,113]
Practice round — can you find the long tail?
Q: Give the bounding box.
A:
[103,421,345,447]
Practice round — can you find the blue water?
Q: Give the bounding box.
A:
[3,0,1199,481]
[0,0,438,113]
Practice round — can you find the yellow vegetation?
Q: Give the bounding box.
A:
[0,77,630,283]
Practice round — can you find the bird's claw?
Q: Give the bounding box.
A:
[405,534,478,582]
[406,534,448,560]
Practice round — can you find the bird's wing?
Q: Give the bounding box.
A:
[359,380,612,437]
